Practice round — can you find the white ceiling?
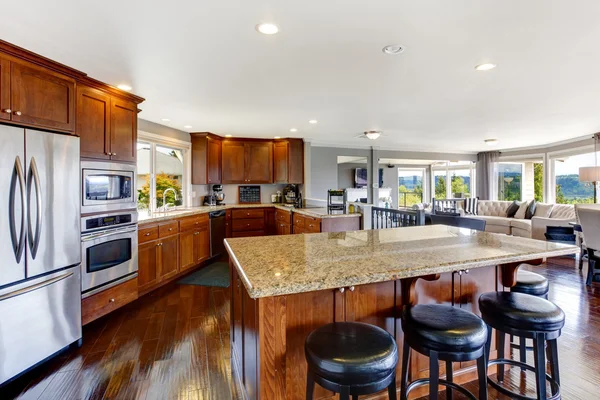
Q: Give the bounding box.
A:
[3,1,600,153]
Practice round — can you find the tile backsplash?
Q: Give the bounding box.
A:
[191,184,289,206]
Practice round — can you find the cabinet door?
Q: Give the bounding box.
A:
[231,266,244,360]
[207,137,222,184]
[11,61,75,132]
[222,141,246,183]
[0,56,10,121]
[273,140,289,183]
[179,230,197,272]
[246,142,273,183]
[288,139,304,184]
[138,240,159,292]
[110,98,137,162]
[195,225,210,264]
[77,86,111,159]
[158,235,179,281]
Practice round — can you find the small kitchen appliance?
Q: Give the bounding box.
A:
[213,184,226,205]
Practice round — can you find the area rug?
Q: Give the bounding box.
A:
[177,261,230,288]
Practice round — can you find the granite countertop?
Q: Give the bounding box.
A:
[224,225,578,299]
[138,204,361,224]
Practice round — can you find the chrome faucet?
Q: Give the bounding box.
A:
[162,188,178,214]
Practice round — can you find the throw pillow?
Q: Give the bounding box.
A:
[514,201,529,219]
[534,203,553,218]
[463,198,478,215]
[506,200,522,218]
[525,200,537,219]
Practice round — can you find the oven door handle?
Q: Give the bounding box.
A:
[81,225,138,242]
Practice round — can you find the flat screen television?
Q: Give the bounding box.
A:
[355,168,384,188]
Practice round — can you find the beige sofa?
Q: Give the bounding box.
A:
[462,200,576,240]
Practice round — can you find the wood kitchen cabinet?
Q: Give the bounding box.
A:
[191,132,222,184]
[157,234,179,281]
[179,214,210,272]
[222,140,273,184]
[138,221,181,293]
[274,138,304,184]
[3,58,75,132]
[138,239,160,292]
[77,85,138,162]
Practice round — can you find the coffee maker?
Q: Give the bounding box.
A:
[213,185,225,205]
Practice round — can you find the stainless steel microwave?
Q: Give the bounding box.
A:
[81,161,137,214]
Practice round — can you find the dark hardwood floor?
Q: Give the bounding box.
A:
[2,257,599,399]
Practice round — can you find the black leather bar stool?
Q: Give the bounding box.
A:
[510,269,550,368]
[479,292,565,400]
[400,304,488,400]
[305,322,398,400]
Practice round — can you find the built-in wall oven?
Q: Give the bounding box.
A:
[81,212,138,297]
[81,160,136,214]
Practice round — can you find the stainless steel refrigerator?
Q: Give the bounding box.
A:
[0,124,81,385]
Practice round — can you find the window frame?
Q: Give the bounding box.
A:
[137,131,191,214]
[430,162,476,200]
[548,144,599,204]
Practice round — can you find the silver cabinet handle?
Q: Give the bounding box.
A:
[9,156,26,263]
[3,108,11,114]
[27,157,42,259]
[145,232,151,236]
[349,286,355,292]
[14,111,22,116]
[338,287,345,293]
[112,153,117,156]
[109,298,115,303]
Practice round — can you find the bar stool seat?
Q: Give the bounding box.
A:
[512,270,549,297]
[400,304,488,400]
[480,292,564,332]
[305,322,398,399]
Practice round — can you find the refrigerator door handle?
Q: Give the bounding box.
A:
[9,156,26,263]
[27,157,42,259]
[0,271,74,302]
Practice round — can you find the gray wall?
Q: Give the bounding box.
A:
[139,119,191,142]
[337,162,367,189]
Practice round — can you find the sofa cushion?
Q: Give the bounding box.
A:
[506,201,522,218]
[534,203,553,218]
[511,219,532,232]
[477,200,512,217]
[550,204,576,220]
[525,200,537,219]
[514,201,529,219]
[472,215,512,228]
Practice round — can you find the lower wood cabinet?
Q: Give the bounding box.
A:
[138,233,180,293]
[81,277,138,325]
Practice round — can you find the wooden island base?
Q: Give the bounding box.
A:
[230,262,528,400]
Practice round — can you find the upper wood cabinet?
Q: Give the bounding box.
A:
[0,57,75,132]
[78,86,111,159]
[222,140,273,184]
[77,85,138,162]
[191,132,222,185]
[274,138,304,184]
[0,56,10,122]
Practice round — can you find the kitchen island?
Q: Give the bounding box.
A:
[224,225,577,400]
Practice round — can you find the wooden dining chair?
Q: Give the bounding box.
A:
[576,205,600,286]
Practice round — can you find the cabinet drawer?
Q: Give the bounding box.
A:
[179,214,209,232]
[159,220,179,237]
[275,209,292,223]
[232,218,265,232]
[293,214,305,228]
[293,226,306,234]
[82,277,138,325]
[232,208,264,219]
[139,225,159,243]
[305,217,321,232]
[232,230,265,238]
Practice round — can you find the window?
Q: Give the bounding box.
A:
[136,132,190,213]
[431,161,476,200]
[398,169,424,207]
[497,163,523,201]
[553,152,599,204]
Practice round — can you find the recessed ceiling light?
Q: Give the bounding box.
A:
[475,63,497,71]
[161,118,170,122]
[309,120,318,124]
[256,23,279,35]
[117,84,132,91]
[274,136,281,139]
[485,139,499,146]
[225,134,232,138]
[184,125,192,129]
[382,44,404,55]
[365,131,382,140]
[290,128,298,132]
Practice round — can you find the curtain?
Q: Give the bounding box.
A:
[476,151,500,200]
